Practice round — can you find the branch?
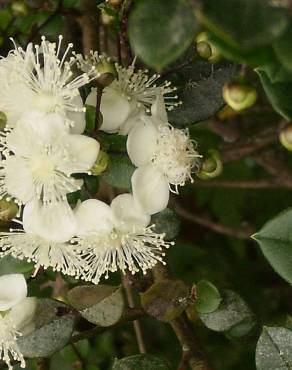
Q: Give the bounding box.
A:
[79,0,100,54]
[173,201,253,240]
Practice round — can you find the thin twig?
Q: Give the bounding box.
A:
[122,274,147,353]
[173,201,253,239]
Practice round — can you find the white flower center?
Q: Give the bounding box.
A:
[152,124,200,191]
[34,91,58,113]
[29,154,56,181]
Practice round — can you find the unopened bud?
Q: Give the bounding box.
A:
[0,199,19,222]
[223,81,257,111]
[101,10,116,26]
[197,150,223,180]
[90,150,109,175]
[107,0,122,6]
[0,112,7,130]
[11,1,28,16]
[195,32,220,63]
[95,59,117,87]
[279,124,292,151]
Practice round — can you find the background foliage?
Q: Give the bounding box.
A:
[0,0,292,369]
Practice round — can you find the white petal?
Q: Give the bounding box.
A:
[58,135,100,174]
[126,118,158,167]
[67,94,86,134]
[5,156,35,203]
[0,274,27,311]
[23,200,76,243]
[86,87,131,132]
[74,199,114,236]
[111,193,150,229]
[7,297,37,333]
[151,94,168,122]
[118,106,145,136]
[131,165,169,215]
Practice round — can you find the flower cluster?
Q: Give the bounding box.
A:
[0,36,200,286]
[0,274,37,369]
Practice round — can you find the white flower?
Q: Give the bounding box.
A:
[84,55,180,134]
[0,112,99,205]
[72,194,174,284]
[0,36,94,133]
[0,200,87,278]
[0,274,37,370]
[127,96,201,215]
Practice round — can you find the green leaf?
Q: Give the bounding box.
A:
[257,69,292,120]
[253,208,292,285]
[128,0,198,70]
[151,208,180,240]
[168,61,239,126]
[102,154,135,190]
[98,132,127,153]
[256,327,292,370]
[195,280,222,314]
[199,290,255,335]
[85,104,96,133]
[140,279,189,322]
[67,285,125,326]
[112,354,171,370]
[273,24,292,73]
[0,255,34,276]
[198,0,288,50]
[18,299,75,358]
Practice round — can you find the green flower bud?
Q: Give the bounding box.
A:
[279,124,292,151]
[90,150,109,176]
[196,41,212,60]
[0,199,19,222]
[101,10,116,26]
[0,112,7,131]
[197,150,223,180]
[195,32,220,63]
[223,81,257,112]
[107,0,122,6]
[11,1,28,16]
[95,59,117,87]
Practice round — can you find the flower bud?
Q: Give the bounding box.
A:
[107,0,122,6]
[223,80,257,112]
[196,150,223,180]
[95,59,117,87]
[0,112,7,131]
[11,1,28,16]
[279,124,292,151]
[0,199,19,222]
[101,10,116,26]
[90,150,109,175]
[195,32,220,63]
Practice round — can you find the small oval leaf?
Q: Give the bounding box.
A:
[112,354,171,370]
[195,280,222,314]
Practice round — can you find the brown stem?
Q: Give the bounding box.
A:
[80,0,100,55]
[122,274,147,354]
[173,201,253,239]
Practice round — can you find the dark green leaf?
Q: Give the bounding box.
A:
[18,299,75,357]
[151,208,181,240]
[195,280,222,314]
[67,285,125,326]
[102,154,135,190]
[273,24,292,73]
[168,61,239,125]
[198,0,288,50]
[112,354,171,370]
[253,208,292,285]
[129,0,198,70]
[199,290,255,335]
[256,327,292,370]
